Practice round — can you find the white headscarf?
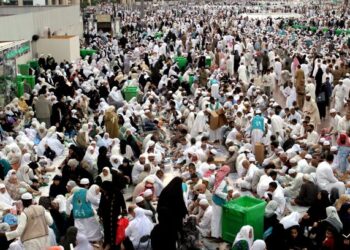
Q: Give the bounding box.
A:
[53,195,67,213]
[251,240,266,250]
[86,184,101,210]
[280,212,300,230]
[99,167,112,182]
[16,165,34,185]
[233,225,254,248]
[0,183,14,206]
[126,207,154,247]
[74,233,93,250]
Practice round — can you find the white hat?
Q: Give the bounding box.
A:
[199,199,209,206]
[248,156,256,162]
[210,149,218,155]
[80,178,90,185]
[330,109,337,113]
[135,196,144,203]
[143,189,153,197]
[229,146,237,152]
[144,176,155,184]
[305,154,312,159]
[306,93,311,97]
[256,109,262,114]
[331,146,338,152]
[198,194,206,200]
[290,158,297,164]
[0,183,5,189]
[209,164,216,170]
[319,138,326,143]
[21,193,33,200]
[323,140,330,146]
[288,168,297,175]
[227,186,234,192]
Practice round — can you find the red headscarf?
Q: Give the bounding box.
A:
[213,165,230,191]
[337,133,350,147]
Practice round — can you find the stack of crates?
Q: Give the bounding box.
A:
[222,196,266,243]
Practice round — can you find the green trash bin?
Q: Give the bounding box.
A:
[28,59,39,69]
[310,27,317,33]
[22,75,35,89]
[17,81,24,98]
[123,86,139,102]
[18,64,30,75]
[155,32,163,39]
[80,49,97,58]
[175,57,188,71]
[222,196,266,243]
[335,29,343,35]
[205,57,212,68]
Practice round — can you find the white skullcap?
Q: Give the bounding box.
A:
[209,164,216,170]
[0,183,5,189]
[80,178,89,185]
[291,135,297,140]
[135,196,144,203]
[288,168,297,174]
[229,146,237,152]
[248,156,256,162]
[143,189,153,197]
[306,93,311,97]
[227,186,234,192]
[319,138,325,143]
[199,199,209,206]
[323,140,330,146]
[330,146,338,152]
[330,109,337,113]
[256,109,261,114]
[197,194,206,200]
[290,158,297,164]
[210,149,218,155]
[144,176,155,184]
[305,154,312,159]
[21,193,33,200]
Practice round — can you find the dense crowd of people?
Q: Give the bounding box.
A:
[0,0,350,249]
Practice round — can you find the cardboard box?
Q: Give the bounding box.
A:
[209,111,220,130]
[255,143,265,164]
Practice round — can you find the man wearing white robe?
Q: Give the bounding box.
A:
[271,111,284,139]
[316,154,346,196]
[332,80,346,112]
[196,199,212,237]
[3,193,53,250]
[236,159,259,190]
[303,94,321,127]
[284,169,303,198]
[67,184,103,242]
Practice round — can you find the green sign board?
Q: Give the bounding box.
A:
[4,42,30,60]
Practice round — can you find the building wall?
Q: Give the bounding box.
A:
[35,36,80,63]
[0,6,83,41]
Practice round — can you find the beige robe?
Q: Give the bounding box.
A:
[104,110,119,139]
[303,99,321,126]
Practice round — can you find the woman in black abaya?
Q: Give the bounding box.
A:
[153,177,187,249]
[98,180,126,250]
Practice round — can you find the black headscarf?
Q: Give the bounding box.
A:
[307,190,331,222]
[157,177,187,233]
[339,203,350,232]
[61,226,78,250]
